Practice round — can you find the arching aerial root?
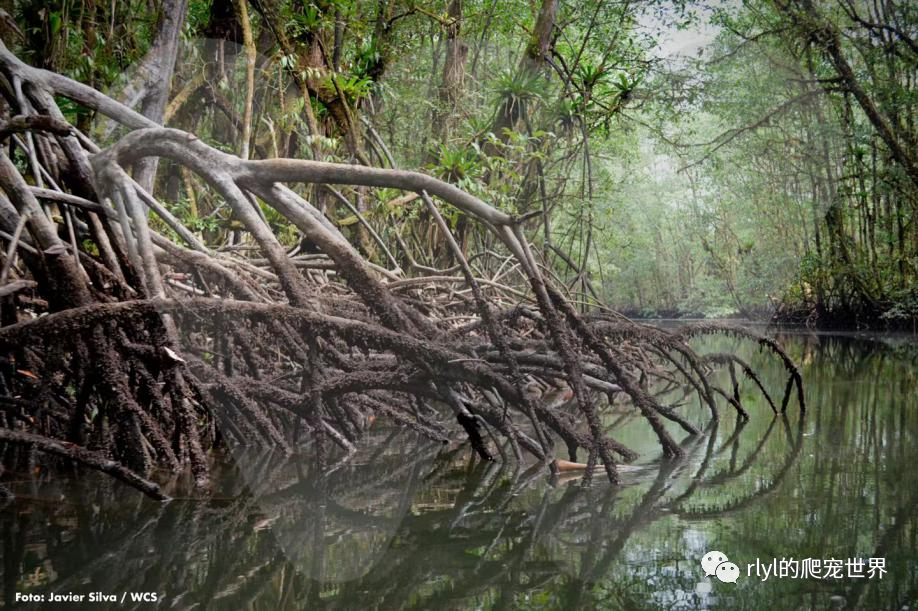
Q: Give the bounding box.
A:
[0,42,803,499]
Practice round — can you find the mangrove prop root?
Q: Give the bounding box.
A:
[0,43,803,498]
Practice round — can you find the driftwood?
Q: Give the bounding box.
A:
[0,41,804,499]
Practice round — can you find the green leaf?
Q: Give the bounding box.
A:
[49,12,62,37]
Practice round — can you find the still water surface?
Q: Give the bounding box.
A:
[2,329,917,610]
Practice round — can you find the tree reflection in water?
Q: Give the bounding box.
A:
[1,332,917,610]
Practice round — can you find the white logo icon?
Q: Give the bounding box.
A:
[716,561,740,583]
[701,551,739,583]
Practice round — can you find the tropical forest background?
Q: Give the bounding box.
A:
[2,0,915,326]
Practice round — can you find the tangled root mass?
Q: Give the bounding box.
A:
[0,43,804,499]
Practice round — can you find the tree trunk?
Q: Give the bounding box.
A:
[129,0,189,192]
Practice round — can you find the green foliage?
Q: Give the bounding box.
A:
[881,289,918,323]
[493,69,544,110]
[333,73,374,103]
[9,0,911,326]
[431,144,481,181]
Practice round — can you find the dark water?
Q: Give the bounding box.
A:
[1,330,917,610]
